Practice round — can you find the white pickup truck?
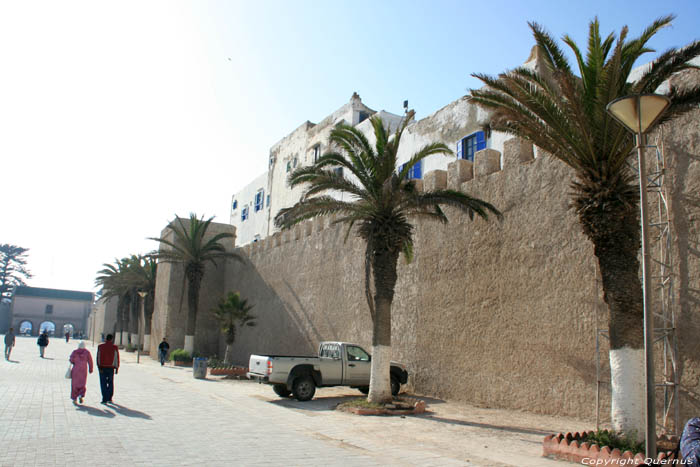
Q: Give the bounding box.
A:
[247,341,409,401]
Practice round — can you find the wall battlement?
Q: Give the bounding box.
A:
[241,136,536,258]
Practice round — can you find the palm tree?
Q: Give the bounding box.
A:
[212,292,256,364]
[124,254,158,350]
[275,112,501,403]
[150,213,240,354]
[470,16,700,438]
[95,258,131,346]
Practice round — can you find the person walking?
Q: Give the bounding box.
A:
[69,341,93,404]
[158,337,170,366]
[37,331,49,358]
[65,331,70,343]
[96,334,119,404]
[4,327,16,360]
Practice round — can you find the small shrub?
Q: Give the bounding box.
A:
[169,348,193,363]
[584,430,644,455]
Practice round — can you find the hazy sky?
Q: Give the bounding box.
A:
[1,0,698,292]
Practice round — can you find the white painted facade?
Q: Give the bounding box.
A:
[229,91,509,246]
[230,171,269,246]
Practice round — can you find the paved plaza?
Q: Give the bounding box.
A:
[0,336,582,466]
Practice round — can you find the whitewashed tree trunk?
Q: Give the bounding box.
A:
[368,344,392,403]
[115,331,123,346]
[143,334,151,351]
[224,344,231,364]
[610,347,645,441]
[184,335,194,355]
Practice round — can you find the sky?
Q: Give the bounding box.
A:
[1,0,699,293]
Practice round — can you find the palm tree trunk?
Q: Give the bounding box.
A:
[129,291,139,345]
[588,207,646,440]
[184,270,202,355]
[115,299,124,346]
[224,343,231,364]
[368,249,399,404]
[144,294,154,353]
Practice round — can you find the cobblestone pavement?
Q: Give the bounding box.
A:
[1,336,583,466]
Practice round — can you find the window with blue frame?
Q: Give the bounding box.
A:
[399,160,422,180]
[254,189,264,212]
[232,200,238,210]
[266,194,270,207]
[456,131,486,161]
[241,206,248,222]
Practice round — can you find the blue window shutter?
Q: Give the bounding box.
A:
[232,200,237,210]
[476,131,486,151]
[414,160,422,179]
[456,139,463,159]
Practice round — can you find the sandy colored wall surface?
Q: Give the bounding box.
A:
[216,108,700,425]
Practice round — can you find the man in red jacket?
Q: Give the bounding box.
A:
[96,334,120,404]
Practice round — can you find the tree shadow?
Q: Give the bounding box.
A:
[105,402,152,420]
[418,414,553,437]
[76,405,115,418]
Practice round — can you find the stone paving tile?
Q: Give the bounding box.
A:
[1,336,578,466]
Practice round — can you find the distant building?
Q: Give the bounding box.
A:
[10,286,94,337]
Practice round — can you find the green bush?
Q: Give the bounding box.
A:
[169,348,192,363]
[584,430,644,455]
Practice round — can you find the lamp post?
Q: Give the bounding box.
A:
[606,93,671,459]
[137,291,147,364]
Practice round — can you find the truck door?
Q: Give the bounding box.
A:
[343,345,371,385]
[319,343,342,385]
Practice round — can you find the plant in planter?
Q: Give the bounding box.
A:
[170,348,193,366]
[211,291,256,365]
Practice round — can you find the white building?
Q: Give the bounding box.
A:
[230,88,512,246]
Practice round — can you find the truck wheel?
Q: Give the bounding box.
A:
[273,384,291,398]
[391,376,400,396]
[292,375,316,401]
[358,386,369,395]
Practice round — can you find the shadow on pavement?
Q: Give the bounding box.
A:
[420,415,552,437]
[76,405,115,418]
[270,394,368,412]
[268,392,446,413]
[106,402,152,420]
[6,359,20,363]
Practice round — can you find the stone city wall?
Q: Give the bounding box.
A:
[216,106,700,425]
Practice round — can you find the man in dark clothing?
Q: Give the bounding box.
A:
[4,328,15,360]
[37,331,49,358]
[96,334,120,404]
[158,337,170,366]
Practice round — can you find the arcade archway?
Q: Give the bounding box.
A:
[19,320,33,335]
[39,321,56,336]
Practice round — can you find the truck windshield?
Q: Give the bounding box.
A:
[346,346,370,362]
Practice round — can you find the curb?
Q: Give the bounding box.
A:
[542,431,679,465]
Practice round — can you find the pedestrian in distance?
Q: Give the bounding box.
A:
[37,331,49,358]
[69,341,93,404]
[96,334,120,404]
[65,331,70,343]
[4,327,16,360]
[158,337,170,366]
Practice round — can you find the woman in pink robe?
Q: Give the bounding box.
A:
[69,341,93,404]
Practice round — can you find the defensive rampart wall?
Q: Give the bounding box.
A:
[218,105,700,424]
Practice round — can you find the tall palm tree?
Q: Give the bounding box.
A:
[470,16,700,438]
[123,254,158,350]
[275,112,501,403]
[150,213,240,354]
[95,258,131,346]
[212,292,256,364]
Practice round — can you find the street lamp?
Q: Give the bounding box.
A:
[606,93,671,459]
[137,291,148,364]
